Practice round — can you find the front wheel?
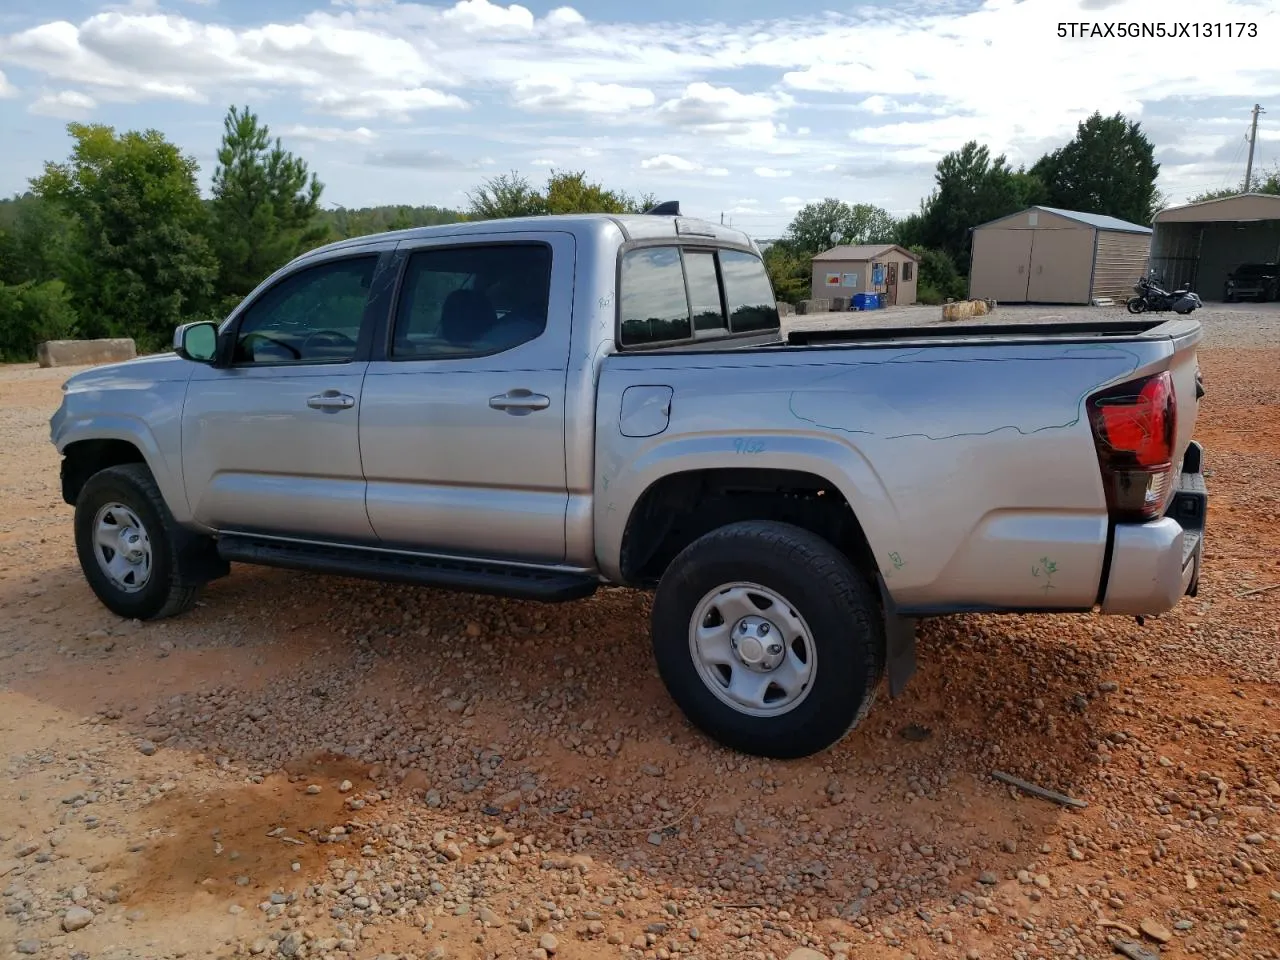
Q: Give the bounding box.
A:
[650,520,885,759]
[1126,297,1147,314]
[74,463,206,620]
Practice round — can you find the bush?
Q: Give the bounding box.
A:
[908,245,967,303]
[0,279,79,361]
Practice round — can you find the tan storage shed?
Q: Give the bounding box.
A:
[969,206,1152,305]
[811,244,919,305]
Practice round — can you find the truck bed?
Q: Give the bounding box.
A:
[784,317,1194,348]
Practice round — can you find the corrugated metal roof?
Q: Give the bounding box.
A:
[1033,206,1152,234]
[812,243,918,261]
[973,206,1152,234]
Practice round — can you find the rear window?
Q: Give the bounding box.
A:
[618,245,778,347]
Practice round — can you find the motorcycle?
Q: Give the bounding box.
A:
[1126,274,1202,315]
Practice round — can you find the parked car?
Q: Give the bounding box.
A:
[1223,262,1280,302]
[49,207,1209,759]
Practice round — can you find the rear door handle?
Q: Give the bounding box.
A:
[489,390,551,413]
[307,391,355,410]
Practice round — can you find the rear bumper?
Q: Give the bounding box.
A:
[1100,442,1206,616]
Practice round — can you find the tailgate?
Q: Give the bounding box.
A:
[1151,318,1204,474]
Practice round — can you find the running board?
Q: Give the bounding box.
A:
[216,534,599,603]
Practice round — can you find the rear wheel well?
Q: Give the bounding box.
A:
[61,439,147,506]
[619,468,879,587]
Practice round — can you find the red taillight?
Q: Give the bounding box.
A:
[1087,371,1177,522]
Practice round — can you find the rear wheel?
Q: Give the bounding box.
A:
[1126,297,1147,314]
[650,520,885,759]
[74,463,207,620]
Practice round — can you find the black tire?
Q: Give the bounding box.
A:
[650,520,885,759]
[75,463,205,620]
[1126,297,1147,314]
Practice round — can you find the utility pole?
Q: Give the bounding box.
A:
[1244,103,1265,193]
[720,211,724,225]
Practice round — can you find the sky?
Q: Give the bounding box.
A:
[1,0,1279,239]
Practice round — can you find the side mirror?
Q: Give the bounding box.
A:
[174,321,220,364]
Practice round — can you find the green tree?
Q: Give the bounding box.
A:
[0,279,79,361]
[209,105,326,303]
[761,239,810,304]
[31,123,217,347]
[0,194,76,286]
[319,203,465,240]
[907,245,967,304]
[784,199,896,256]
[466,169,654,220]
[1031,112,1161,225]
[1188,164,1280,203]
[467,171,547,219]
[914,141,1046,274]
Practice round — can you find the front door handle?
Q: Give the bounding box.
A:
[307,391,355,410]
[489,390,551,413]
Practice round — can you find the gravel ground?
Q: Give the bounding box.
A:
[1,305,1278,960]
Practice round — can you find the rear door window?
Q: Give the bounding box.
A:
[619,247,692,346]
[719,249,780,333]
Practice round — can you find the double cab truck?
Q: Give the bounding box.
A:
[50,207,1209,759]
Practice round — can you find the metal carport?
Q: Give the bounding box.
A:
[1149,193,1280,300]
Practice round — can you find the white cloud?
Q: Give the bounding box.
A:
[307,87,467,120]
[706,167,729,177]
[439,0,535,35]
[543,6,586,28]
[659,82,788,125]
[754,166,791,178]
[29,89,96,117]
[641,154,699,172]
[279,124,377,143]
[530,157,555,166]
[513,77,654,114]
[0,69,16,98]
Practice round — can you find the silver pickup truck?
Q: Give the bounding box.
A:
[50,207,1208,759]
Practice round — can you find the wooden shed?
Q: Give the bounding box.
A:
[810,244,919,306]
[968,206,1152,305]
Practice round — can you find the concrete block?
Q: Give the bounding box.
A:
[37,338,137,368]
[777,302,794,317]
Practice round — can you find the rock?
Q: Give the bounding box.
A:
[137,740,157,756]
[647,832,663,846]
[339,780,353,793]
[978,870,999,885]
[16,940,41,955]
[784,950,828,960]
[16,840,40,858]
[306,784,321,795]
[279,931,304,957]
[1139,919,1172,944]
[538,933,558,953]
[1113,940,1160,960]
[1098,681,1120,693]
[62,905,95,931]
[493,789,523,811]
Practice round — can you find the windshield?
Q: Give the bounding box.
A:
[1234,264,1276,278]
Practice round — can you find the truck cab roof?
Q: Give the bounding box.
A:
[294,212,759,266]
